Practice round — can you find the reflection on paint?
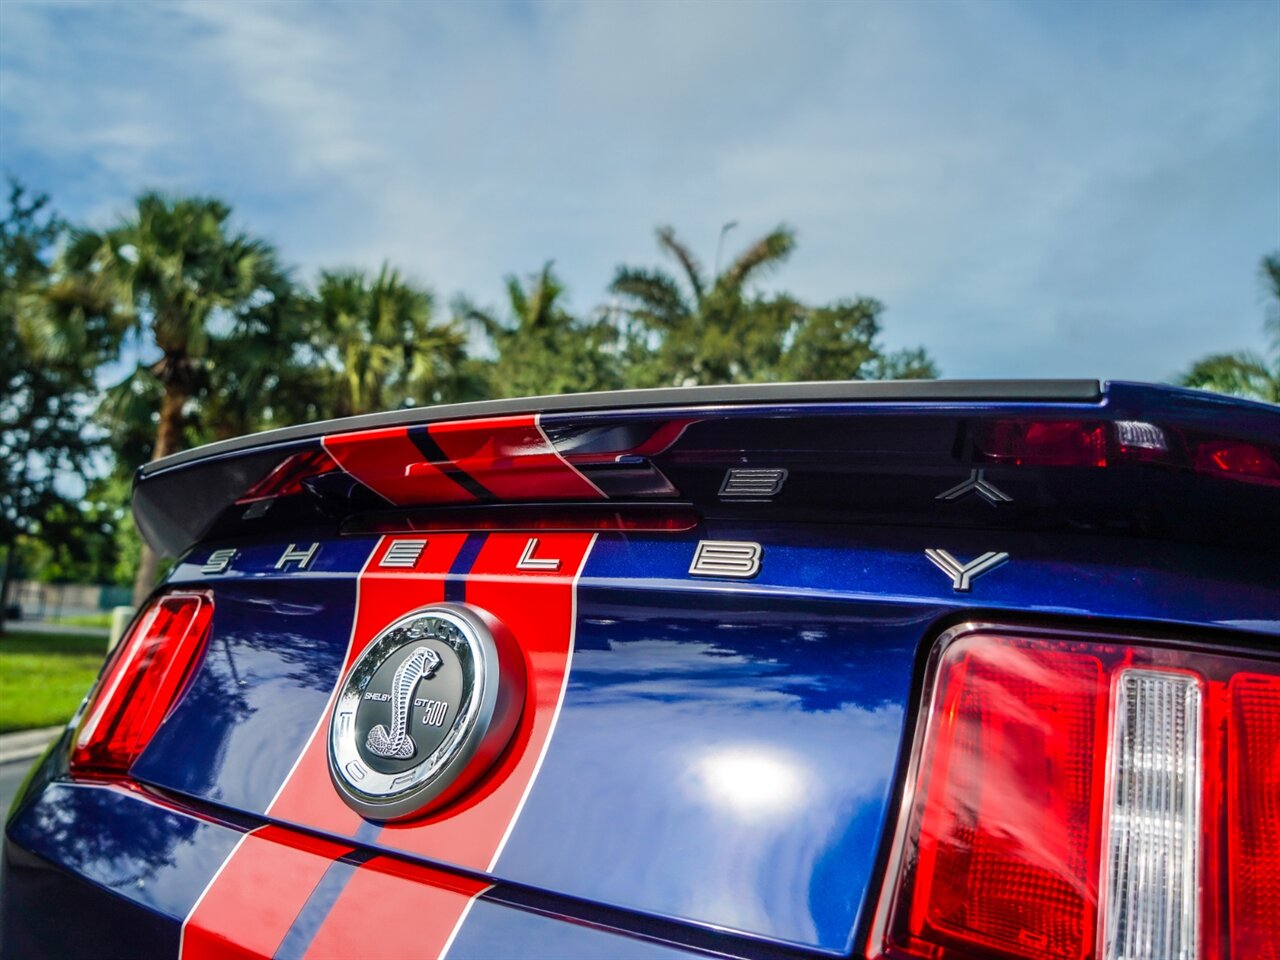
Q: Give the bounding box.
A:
[694,746,808,820]
[498,595,925,952]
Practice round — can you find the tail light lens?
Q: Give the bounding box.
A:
[976,420,1109,467]
[71,591,214,777]
[871,626,1280,960]
[1225,674,1280,959]
[1192,439,1280,486]
[972,420,1280,488]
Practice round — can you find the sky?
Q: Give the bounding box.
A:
[1,0,1277,383]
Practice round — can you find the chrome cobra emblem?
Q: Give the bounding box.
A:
[328,604,525,821]
[365,647,442,759]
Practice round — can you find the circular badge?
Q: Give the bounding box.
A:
[328,604,523,821]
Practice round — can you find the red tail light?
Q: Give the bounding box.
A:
[1193,439,1280,486]
[71,591,214,777]
[871,625,1280,960]
[1224,674,1280,959]
[972,419,1280,488]
[976,420,1108,467]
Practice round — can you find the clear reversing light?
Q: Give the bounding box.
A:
[1103,670,1201,960]
[1114,421,1169,454]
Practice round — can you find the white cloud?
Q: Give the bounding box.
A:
[1,0,1276,380]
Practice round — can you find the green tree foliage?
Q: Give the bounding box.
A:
[13,190,957,606]
[12,478,129,586]
[58,192,288,603]
[0,181,106,628]
[611,225,795,386]
[1179,254,1280,404]
[610,225,936,386]
[63,192,289,454]
[199,270,315,439]
[306,264,478,417]
[460,262,623,398]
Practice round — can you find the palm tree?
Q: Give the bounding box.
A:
[459,262,622,398]
[610,224,797,386]
[308,265,474,417]
[200,269,314,439]
[1180,254,1280,404]
[62,192,285,604]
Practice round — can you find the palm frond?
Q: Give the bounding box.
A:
[504,275,529,329]
[655,226,704,304]
[609,266,689,326]
[453,294,503,339]
[1179,351,1278,404]
[97,364,161,429]
[528,261,565,331]
[720,226,796,293]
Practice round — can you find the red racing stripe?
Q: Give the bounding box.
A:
[181,535,471,958]
[180,826,353,960]
[301,858,489,960]
[184,531,595,959]
[303,532,597,957]
[322,414,605,507]
[426,414,605,502]
[373,531,595,866]
[323,427,476,505]
[267,534,471,835]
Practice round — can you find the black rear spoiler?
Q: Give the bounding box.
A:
[140,380,1100,478]
[133,380,1280,559]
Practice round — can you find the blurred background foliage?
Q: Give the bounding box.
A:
[1,179,1276,609]
[1178,254,1279,406]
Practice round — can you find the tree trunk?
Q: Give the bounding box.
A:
[131,377,188,607]
[0,543,13,636]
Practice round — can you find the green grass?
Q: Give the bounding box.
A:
[51,612,113,629]
[0,631,108,734]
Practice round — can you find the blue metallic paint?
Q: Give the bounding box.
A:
[447,896,711,960]
[131,573,365,814]
[63,527,1276,953]
[7,780,240,922]
[3,774,242,956]
[494,587,925,953]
